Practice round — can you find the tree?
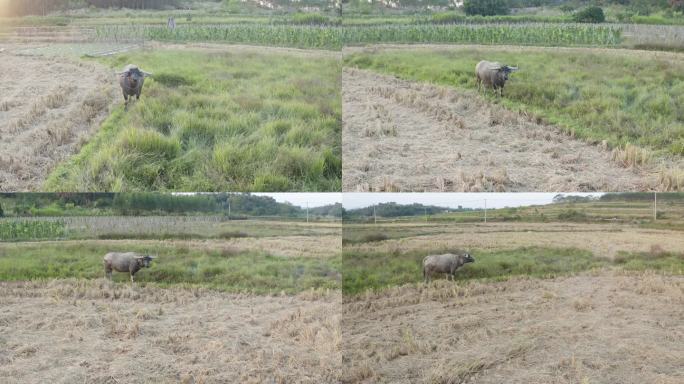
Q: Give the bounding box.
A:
[463,0,510,16]
[573,6,606,23]
[670,0,684,12]
[0,202,3,217]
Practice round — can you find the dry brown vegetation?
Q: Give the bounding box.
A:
[342,270,684,383]
[10,232,341,259]
[0,279,341,383]
[342,66,681,192]
[345,222,684,260]
[0,49,116,191]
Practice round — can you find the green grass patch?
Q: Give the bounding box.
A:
[0,242,340,294]
[614,249,684,273]
[343,247,604,295]
[45,49,341,192]
[345,47,684,157]
[342,246,684,295]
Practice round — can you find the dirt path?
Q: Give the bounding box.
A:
[342,271,684,383]
[0,280,341,383]
[342,68,659,192]
[0,51,117,191]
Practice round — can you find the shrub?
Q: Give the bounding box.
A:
[573,6,606,23]
[463,0,510,16]
[362,233,389,243]
[291,13,330,25]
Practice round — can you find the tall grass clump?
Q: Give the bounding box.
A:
[45,49,341,192]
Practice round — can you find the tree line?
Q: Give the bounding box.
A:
[0,193,342,218]
[0,0,181,16]
[343,202,472,219]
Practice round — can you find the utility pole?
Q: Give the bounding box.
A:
[484,199,487,223]
[653,192,657,221]
[373,205,377,224]
[227,199,231,220]
[306,202,309,223]
[424,207,427,222]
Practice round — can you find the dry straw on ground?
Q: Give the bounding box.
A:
[342,270,684,383]
[0,279,341,383]
[0,52,116,191]
[345,222,684,260]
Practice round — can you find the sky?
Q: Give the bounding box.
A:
[342,193,604,210]
[253,193,342,208]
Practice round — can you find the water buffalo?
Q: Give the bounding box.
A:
[103,252,156,283]
[117,64,152,107]
[476,60,518,97]
[423,251,474,283]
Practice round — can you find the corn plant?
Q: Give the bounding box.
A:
[0,219,67,241]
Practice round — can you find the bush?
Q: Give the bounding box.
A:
[362,233,389,243]
[463,0,510,16]
[431,12,466,24]
[573,6,606,23]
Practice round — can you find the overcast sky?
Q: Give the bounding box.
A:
[253,193,342,208]
[342,193,604,210]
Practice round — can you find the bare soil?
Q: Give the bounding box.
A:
[342,270,684,383]
[0,279,341,383]
[345,222,684,260]
[342,67,660,192]
[0,49,116,191]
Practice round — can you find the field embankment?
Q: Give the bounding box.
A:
[342,270,683,383]
[43,46,341,192]
[0,51,116,191]
[0,279,341,383]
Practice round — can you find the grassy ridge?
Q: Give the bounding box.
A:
[342,246,684,294]
[345,47,684,157]
[45,49,341,192]
[0,242,340,294]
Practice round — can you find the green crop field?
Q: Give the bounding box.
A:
[44,48,341,192]
[341,23,622,47]
[344,46,684,158]
[94,24,344,50]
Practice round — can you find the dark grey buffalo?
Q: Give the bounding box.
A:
[117,64,152,106]
[423,251,474,283]
[475,60,518,97]
[103,252,156,283]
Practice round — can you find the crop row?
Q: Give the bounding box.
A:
[93,23,623,49]
[0,220,67,241]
